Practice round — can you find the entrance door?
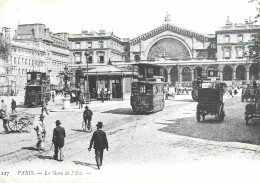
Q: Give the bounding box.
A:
[89,77,97,99]
[112,79,121,98]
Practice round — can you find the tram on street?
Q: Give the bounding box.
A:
[192,68,220,101]
[130,63,165,113]
[24,72,51,107]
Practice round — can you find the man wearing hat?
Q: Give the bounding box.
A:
[33,114,46,151]
[52,120,66,161]
[83,106,93,130]
[88,122,108,169]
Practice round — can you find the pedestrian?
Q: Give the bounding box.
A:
[41,98,49,115]
[33,114,46,151]
[83,106,93,130]
[78,93,84,109]
[100,88,104,103]
[11,99,17,114]
[0,99,8,132]
[52,93,55,102]
[52,120,66,161]
[228,89,233,98]
[88,122,108,169]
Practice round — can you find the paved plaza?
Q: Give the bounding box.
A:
[0,91,260,183]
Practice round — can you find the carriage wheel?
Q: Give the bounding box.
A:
[196,111,201,122]
[245,112,250,125]
[18,118,31,133]
[219,105,225,122]
[82,120,87,131]
[8,119,17,131]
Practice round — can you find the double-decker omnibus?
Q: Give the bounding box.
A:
[130,63,165,113]
[192,68,220,101]
[24,72,51,107]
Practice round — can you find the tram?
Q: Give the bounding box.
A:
[24,72,51,107]
[130,63,165,113]
[191,68,220,101]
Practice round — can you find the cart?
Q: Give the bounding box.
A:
[241,85,255,102]
[7,112,35,132]
[196,88,225,122]
[245,90,260,125]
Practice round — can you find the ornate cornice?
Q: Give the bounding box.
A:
[130,23,210,46]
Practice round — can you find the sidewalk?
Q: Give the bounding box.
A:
[50,94,131,112]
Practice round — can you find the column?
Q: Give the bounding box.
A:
[219,70,223,81]
[191,69,194,81]
[121,77,125,101]
[166,67,171,84]
[232,69,236,81]
[246,67,250,83]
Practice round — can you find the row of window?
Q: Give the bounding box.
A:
[75,55,104,63]
[224,35,244,43]
[75,41,123,51]
[223,47,244,59]
[13,47,45,57]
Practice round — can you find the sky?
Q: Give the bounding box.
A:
[0,0,259,39]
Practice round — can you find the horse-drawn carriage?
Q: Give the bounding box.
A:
[244,89,260,125]
[196,88,225,122]
[241,85,255,102]
[1,111,35,132]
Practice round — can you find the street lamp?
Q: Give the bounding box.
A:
[59,65,72,109]
[84,51,91,103]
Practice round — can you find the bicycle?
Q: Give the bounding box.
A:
[82,118,92,132]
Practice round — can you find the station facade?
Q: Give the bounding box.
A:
[69,15,260,99]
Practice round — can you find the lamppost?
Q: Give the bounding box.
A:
[84,51,91,103]
[59,65,72,109]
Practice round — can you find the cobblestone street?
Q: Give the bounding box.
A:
[0,92,260,183]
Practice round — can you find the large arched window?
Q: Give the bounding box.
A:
[170,66,178,86]
[194,66,203,78]
[236,65,246,80]
[182,67,192,82]
[249,64,259,80]
[223,66,233,81]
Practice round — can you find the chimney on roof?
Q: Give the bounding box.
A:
[226,16,233,26]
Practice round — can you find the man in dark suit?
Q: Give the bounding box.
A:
[52,120,66,161]
[88,122,108,169]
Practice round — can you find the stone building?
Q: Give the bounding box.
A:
[114,15,259,87]
[69,29,132,100]
[13,23,70,85]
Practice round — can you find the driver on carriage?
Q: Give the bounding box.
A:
[0,99,8,132]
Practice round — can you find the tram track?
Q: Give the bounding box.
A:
[0,100,197,166]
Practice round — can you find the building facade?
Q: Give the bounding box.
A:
[68,16,260,99]
[69,29,132,100]
[13,23,70,85]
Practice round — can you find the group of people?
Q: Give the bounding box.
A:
[0,99,17,132]
[34,105,108,170]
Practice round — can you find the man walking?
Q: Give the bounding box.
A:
[83,106,93,130]
[1,99,8,132]
[52,120,66,161]
[11,99,17,114]
[100,88,104,103]
[33,114,46,151]
[88,122,108,169]
[41,98,49,115]
[78,93,84,109]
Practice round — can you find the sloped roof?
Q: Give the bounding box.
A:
[86,65,123,75]
[130,23,210,45]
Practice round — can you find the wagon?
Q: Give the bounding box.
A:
[7,112,35,132]
[244,90,260,125]
[241,85,255,102]
[196,88,225,122]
